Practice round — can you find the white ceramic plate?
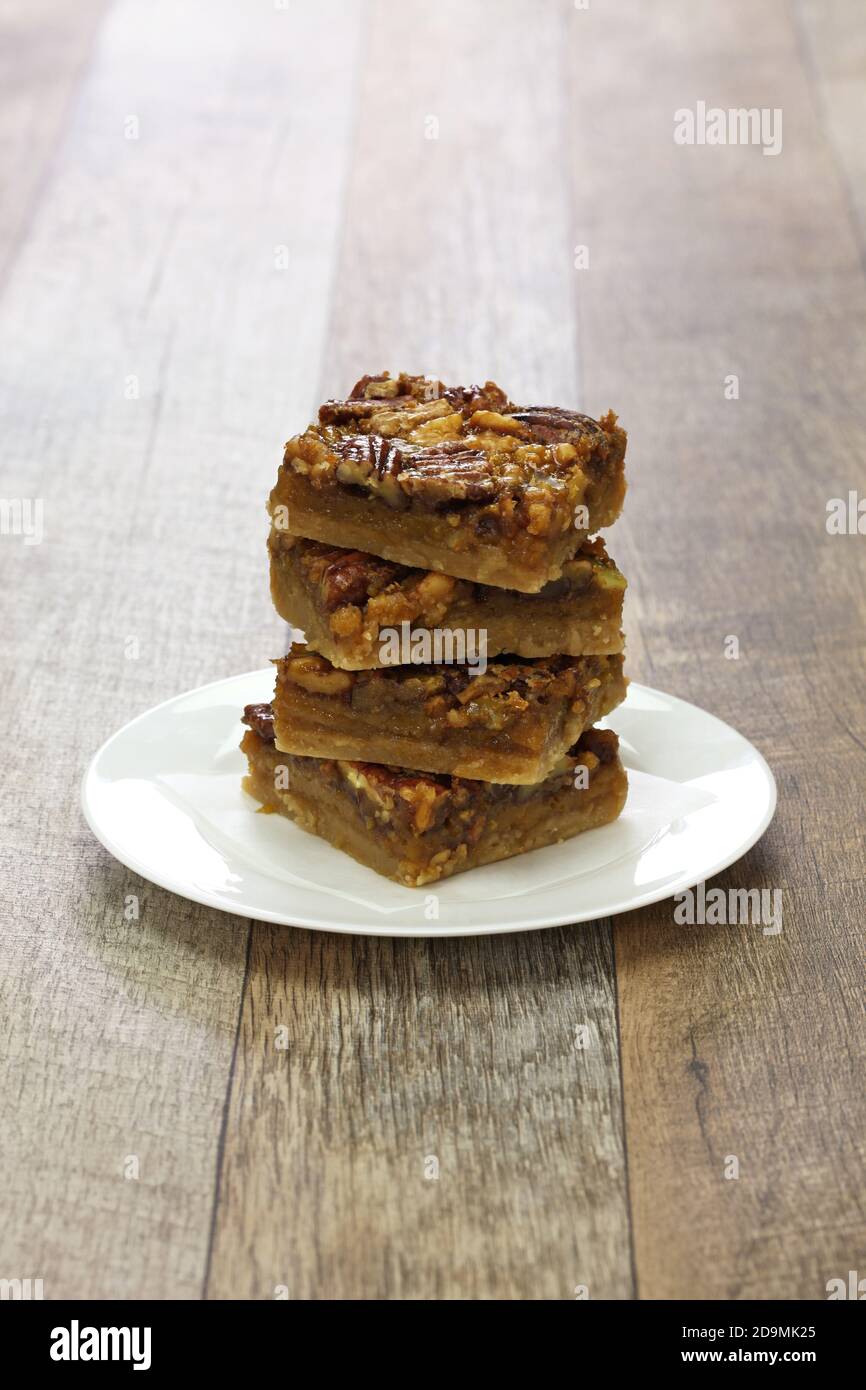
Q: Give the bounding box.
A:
[81,670,776,937]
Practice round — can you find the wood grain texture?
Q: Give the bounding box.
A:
[2,0,864,1303]
[205,0,633,1301]
[0,0,362,1297]
[794,0,866,264]
[0,0,107,285]
[563,0,866,1298]
[206,927,629,1300]
[316,0,581,403]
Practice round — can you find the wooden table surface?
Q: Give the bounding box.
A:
[1,0,864,1301]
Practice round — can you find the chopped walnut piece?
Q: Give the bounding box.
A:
[282,652,355,694]
[468,409,529,437]
[526,501,552,536]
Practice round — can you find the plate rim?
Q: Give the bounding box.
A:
[81,669,778,937]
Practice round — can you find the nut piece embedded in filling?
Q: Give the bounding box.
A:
[240,704,626,885]
[242,701,620,835]
[275,644,624,736]
[268,530,627,665]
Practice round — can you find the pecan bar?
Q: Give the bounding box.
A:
[241,704,628,887]
[271,643,627,784]
[269,372,627,593]
[269,531,626,668]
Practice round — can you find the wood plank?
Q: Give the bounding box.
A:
[0,0,362,1298]
[563,0,866,1298]
[317,0,581,403]
[205,0,633,1301]
[6,0,862,1305]
[793,0,866,262]
[0,0,106,284]
[207,927,630,1300]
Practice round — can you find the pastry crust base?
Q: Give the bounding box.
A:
[272,648,627,784]
[269,532,625,668]
[241,725,628,887]
[269,469,625,593]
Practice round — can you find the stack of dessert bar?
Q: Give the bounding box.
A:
[241,372,629,887]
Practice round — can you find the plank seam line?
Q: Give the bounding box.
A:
[611,923,640,1300]
[314,0,371,408]
[201,921,254,1300]
[559,0,584,413]
[788,0,866,280]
